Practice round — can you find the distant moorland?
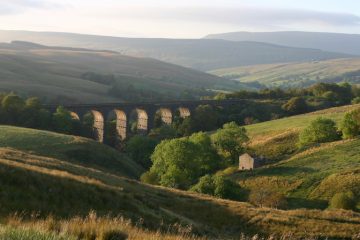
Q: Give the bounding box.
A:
[0,30,350,71]
[211,58,360,88]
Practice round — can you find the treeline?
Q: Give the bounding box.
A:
[216,82,355,104]
[0,93,94,138]
[213,82,360,122]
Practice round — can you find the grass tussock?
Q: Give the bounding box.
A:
[5,212,203,240]
[5,212,360,240]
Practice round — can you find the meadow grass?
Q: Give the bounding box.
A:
[0,125,143,178]
[231,104,360,210]
[0,121,359,238]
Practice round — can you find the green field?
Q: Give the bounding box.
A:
[0,125,359,238]
[211,58,360,88]
[229,104,360,210]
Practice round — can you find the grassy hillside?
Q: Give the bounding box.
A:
[211,58,360,88]
[0,41,235,103]
[0,126,143,179]
[228,104,360,210]
[0,30,351,71]
[0,126,358,238]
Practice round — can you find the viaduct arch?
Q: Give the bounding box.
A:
[45,99,246,143]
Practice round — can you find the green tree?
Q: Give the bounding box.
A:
[190,174,242,200]
[329,192,356,210]
[126,136,158,169]
[81,112,95,138]
[352,97,360,104]
[211,122,249,164]
[1,93,25,124]
[52,106,75,134]
[188,132,221,174]
[190,174,215,195]
[298,117,340,147]
[21,97,51,129]
[148,125,177,141]
[193,105,220,131]
[340,109,360,139]
[282,97,308,115]
[146,137,214,190]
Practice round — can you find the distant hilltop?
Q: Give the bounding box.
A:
[204,31,360,56]
[0,30,352,71]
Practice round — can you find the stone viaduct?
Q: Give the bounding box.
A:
[45,99,247,142]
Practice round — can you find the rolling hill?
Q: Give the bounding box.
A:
[0,125,359,239]
[205,31,360,56]
[210,58,360,88]
[232,104,360,210]
[0,30,351,71]
[0,41,235,103]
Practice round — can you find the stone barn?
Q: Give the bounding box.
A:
[239,153,264,170]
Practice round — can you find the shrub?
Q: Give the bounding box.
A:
[140,171,159,185]
[190,175,242,201]
[329,192,356,210]
[352,97,360,104]
[340,108,360,139]
[249,188,287,209]
[298,117,340,147]
[125,136,158,169]
[282,97,308,115]
[190,175,215,195]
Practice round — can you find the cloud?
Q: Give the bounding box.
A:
[102,5,360,28]
[134,7,360,26]
[0,0,63,15]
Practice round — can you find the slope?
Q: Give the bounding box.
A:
[210,58,360,88]
[0,41,233,103]
[0,125,143,179]
[230,104,360,210]
[0,30,351,71]
[0,125,358,238]
[205,31,360,56]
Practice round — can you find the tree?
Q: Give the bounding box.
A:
[145,134,220,190]
[126,135,158,169]
[52,106,75,134]
[249,188,287,209]
[1,93,25,124]
[190,174,242,201]
[340,108,360,139]
[148,125,177,141]
[352,97,360,104]
[190,175,215,195]
[188,132,221,174]
[282,97,308,115]
[329,192,356,210]
[298,117,340,147]
[147,139,201,189]
[21,97,51,129]
[192,105,220,132]
[211,122,249,164]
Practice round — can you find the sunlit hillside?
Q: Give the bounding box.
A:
[226,104,360,210]
[0,125,358,239]
[211,58,360,88]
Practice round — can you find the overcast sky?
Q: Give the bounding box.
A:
[1,0,360,38]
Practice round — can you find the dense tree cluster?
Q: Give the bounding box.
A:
[141,123,248,197]
[0,93,100,139]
